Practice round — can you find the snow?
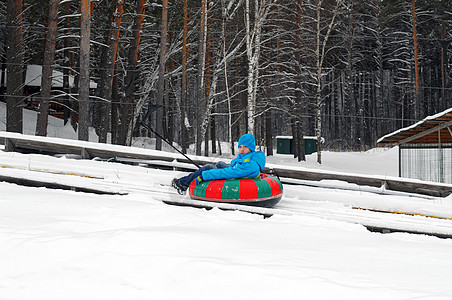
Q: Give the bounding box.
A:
[2,103,452,299]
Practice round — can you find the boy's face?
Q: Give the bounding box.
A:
[238,145,251,155]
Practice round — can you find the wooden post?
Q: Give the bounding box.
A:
[5,138,15,152]
[81,148,91,159]
[438,128,443,183]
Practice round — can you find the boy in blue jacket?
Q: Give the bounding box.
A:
[171,133,266,194]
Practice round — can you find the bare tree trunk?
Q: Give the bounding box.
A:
[440,11,449,109]
[294,0,305,161]
[68,2,79,133]
[292,119,299,158]
[96,0,123,143]
[6,0,24,133]
[196,0,207,155]
[62,1,72,127]
[156,0,168,150]
[265,107,273,156]
[0,28,6,103]
[204,19,211,156]
[167,55,175,145]
[78,0,91,141]
[411,0,420,120]
[36,0,60,137]
[245,0,255,134]
[314,0,341,164]
[111,70,120,143]
[296,121,305,162]
[180,0,189,153]
[223,28,233,156]
[315,0,322,164]
[117,0,146,145]
[210,116,216,154]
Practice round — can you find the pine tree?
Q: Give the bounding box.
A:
[36,0,60,137]
[6,0,24,133]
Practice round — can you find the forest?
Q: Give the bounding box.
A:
[1,0,451,163]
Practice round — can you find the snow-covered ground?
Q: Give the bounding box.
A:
[2,102,452,299]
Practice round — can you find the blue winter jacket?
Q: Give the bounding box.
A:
[201,133,266,181]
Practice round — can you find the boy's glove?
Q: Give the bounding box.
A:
[195,175,204,185]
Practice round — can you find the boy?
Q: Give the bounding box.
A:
[171,133,266,194]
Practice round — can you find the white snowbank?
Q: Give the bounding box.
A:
[2,102,452,299]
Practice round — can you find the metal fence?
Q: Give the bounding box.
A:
[400,145,452,184]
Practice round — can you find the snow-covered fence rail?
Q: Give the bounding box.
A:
[0,132,214,170]
[271,167,452,198]
[1,132,452,197]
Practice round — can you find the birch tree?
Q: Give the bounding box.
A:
[245,0,275,134]
[195,0,208,155]
[313,0,342,164]
[60,1,79,132]
[221,0,237,155]
[36,0,60,137]
[155,0,168,150]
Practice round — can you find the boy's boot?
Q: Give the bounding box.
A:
[171,178,185,195]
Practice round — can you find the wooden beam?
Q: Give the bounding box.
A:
[0,173,126,195]
[1,132,452,197]
[397,120,452,145]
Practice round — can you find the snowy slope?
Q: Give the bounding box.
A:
[2,103,452,299]
[2,148,452,299]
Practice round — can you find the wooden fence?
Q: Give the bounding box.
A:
[2,132,452,197]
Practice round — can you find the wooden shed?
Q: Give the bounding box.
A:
[377,108,452,184]
[1,65,97,119]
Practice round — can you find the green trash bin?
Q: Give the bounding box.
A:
[276,136,293,154]
[304,137,318,155]
[276,136,320,155]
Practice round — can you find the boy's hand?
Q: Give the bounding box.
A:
[195,175,204,185]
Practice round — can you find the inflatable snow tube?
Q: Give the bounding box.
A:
[188,174,283,208]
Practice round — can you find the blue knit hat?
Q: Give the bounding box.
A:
[237,133,256,152]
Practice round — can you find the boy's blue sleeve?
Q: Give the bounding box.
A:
[201,160,260,180]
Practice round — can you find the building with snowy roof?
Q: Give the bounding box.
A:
[1,64,97,89]
[377,108,452,184]
[0,65,97,119]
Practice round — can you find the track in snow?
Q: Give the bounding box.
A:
[2,159,452,239]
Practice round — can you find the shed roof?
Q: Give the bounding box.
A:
[377,107,452,146]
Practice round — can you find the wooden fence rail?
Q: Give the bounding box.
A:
[2,132,452,197]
